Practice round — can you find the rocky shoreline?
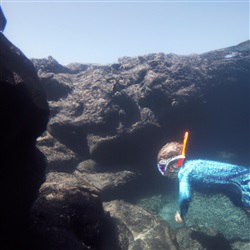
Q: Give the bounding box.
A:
[1,27,249,249]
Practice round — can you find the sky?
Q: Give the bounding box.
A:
[1,0,249,65]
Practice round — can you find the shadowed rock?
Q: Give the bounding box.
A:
[0,33,49,248]
[35,41,249,175]
[0,6,7,32]
[33,41,250,249]
[103,200,177,250]
[74,159,139,201]
[29,172,106,250]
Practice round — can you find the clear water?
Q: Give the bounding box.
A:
[136,190,250,241]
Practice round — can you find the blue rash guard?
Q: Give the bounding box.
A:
[178,160,250,219]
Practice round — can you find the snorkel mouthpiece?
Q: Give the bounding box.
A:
[158,155,185,176]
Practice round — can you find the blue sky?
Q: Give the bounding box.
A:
[1,0,249,65]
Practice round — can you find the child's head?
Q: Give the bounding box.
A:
[157,141,184,179]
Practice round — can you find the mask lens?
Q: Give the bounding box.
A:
[158,163,165,172]
[168,164,178,172]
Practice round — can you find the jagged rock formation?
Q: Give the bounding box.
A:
[0,33,49,248]
[0,6,7,32]
[103,200,177,250]
[34,41,249,176]
[73,159,139,201]
[31,41,249,249]
[29,172,106,250]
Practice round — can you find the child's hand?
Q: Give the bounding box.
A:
[175,211,183,223]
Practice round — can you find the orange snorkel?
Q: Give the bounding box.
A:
[176,131,189,167]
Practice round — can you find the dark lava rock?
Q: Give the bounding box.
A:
[37,131,79,172]
[103,200,177,250]
[0,33,49,248]
[35,41,249,193]
[175,227,231,250]
[0,6,7,32]
[32,41,249,249]
[34,44,249,158]
[29,172,106,250]
[74,159,139,201]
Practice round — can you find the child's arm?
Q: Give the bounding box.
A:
[176,177,191,222]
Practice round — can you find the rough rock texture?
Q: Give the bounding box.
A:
[73,159,139,201]
[34,41,249,176]
[29,172,107,250]
[0,6,7,32]
[185,192,250,241]
[0,33,49,248]
[103,200,177,250]
[31,41,250,249]
[175,227,232,250]
[37,131,79,171]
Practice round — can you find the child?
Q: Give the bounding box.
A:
[157,132,250,222]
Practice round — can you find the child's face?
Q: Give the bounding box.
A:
[165,163,180,179]
[158,159,180,179]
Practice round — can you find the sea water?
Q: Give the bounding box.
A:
[135,187,250,241]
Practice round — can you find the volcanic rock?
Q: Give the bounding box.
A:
[32,41,250,249]
[35,41,250,176]
[0,32,49,248]
[29,172,106,250]
[103,200,177,250]
[74,159,139,201]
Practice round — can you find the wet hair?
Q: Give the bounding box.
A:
[157,141,182,162]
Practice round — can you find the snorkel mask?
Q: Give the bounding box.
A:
[158,131,189,177]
